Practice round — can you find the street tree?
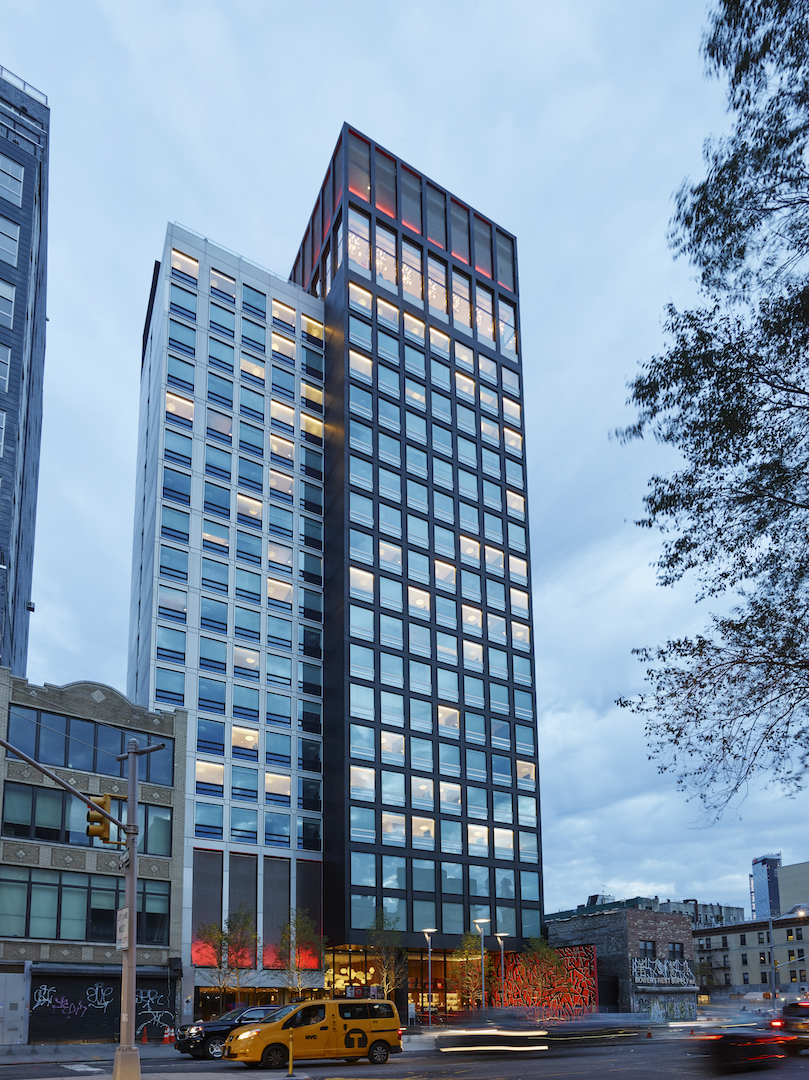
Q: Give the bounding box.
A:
[521,937,570,1006]
[449,932,493,1009]
[195,904,260,1012]
[366,909,406,999]
[273,908,327,999]
[619,0,809,813]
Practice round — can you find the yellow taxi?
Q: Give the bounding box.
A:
[224,998,402,1068]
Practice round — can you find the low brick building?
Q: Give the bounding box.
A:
[547,908,698,1020]
[0,671,186,1043]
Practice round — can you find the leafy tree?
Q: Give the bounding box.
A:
[521,937,570,1006]
[449,932,493,1009]
[195,904,260,1012]
[273,908,327,998]
[619,0,809,812]
[366,908,406,999]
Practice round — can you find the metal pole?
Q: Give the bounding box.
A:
[499,938,505,1006]
[421,930,436,1028]
[769,913,777,1017]
[113,738,141,1080]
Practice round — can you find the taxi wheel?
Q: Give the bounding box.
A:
[204,1036,226,1059]
[368,1041,390,1065]
[261,1044,289,1070]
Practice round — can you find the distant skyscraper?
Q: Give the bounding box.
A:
[0,66,49,675]
[129,125,541,1015]
[750,853,781,919]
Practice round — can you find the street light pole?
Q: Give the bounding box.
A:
[769,912,777,1017]
[422,929,437,1028]
[473,919,490,1010]
[495,934,509,1008]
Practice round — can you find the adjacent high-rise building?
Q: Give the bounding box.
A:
[0,67,49,676]
[128,125,541,1016]
[751,853,782,919]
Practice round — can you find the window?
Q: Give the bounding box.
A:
[476,285,495,342]
[348,208,371,277]
[402,241,422,303]
[376,223,397,290]
[401,168,422,233]
[496,231,515,291]
[451,200,470,263]
[668,942,684,961]
[474,216,493,277]
[639,940,655,960]
[0,865,169,944]
[0,342,9,392]
[427,256,448,321]
[0,215,19,266]
[0,279,14,329]
[243,283,266,319]
[0,153,23,207]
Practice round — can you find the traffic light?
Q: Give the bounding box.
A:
[86,793,111,842]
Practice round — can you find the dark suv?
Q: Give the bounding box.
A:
[176,1006,278,1059]
[772,1000,809,1053]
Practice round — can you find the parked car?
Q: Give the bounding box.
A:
[771,1000,809,1052]
[176,1005,279,1059]
[223,998,402,1068]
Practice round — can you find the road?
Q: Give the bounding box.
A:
[0,1045,807,1079]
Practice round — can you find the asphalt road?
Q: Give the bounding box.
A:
[1,1045,807,1079]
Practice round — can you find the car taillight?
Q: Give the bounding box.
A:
[397,1028,403,1039]
[771,1020,784,1027]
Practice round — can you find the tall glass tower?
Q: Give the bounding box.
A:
[129,125,541,1015]
[0,67,49,675]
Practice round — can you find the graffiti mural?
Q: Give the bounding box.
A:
[28,975,176,1042]
[634,992,697,1022]
[496,945,597,1017]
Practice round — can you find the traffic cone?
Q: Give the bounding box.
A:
[141,1028,148,1044]
[162,1027,172,1045]
[646,1027,652,1038]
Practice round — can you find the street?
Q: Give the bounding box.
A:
[0,1044,807,1080]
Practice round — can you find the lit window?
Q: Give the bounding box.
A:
[376,223,397,291]
[0,279,14,329]
[271,299,295,333]
[404,311,425,343]
[507,491,525,519]
[476,285,495,342]
[0,152,23,207]
[427,256,448,320]
[462,605,483,636]
[210,267,234,301]
[377,297,399,330]
[455,372,475,404]
[265,772,291,807]
[464,640,484,671]
[468,824,489,857]
[0,215,19,266]
[196,760,224,797]
[382,812,407,847]
[300,414,323,446]
[505,428,523,457]
[301,314,323,346]
[350,765,375,801]
[408,586,430,619]
[349,349,373,383]
[350,567,374,602]
[510,588,530,615]
[348,208,371,277]
[434,560,456,591]
[503,397,521,427]
[402,241,423,303]
[460,536,480,565]
[412,816,435,850]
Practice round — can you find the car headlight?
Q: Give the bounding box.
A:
[187,1026,203,1036]
[236,1028,262,1040]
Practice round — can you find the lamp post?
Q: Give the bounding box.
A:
[768,911,777,1017]
[473,918,490,1010]
[495,933,509,1008]
[422,928,437,1027]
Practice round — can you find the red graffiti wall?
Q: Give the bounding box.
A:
[497,945,597,1017]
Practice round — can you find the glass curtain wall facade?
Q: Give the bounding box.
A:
[290,125,542,953]
[128,225,326,1009]
[0,68,49,675]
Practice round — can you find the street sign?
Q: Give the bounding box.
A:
[116,906,129,951]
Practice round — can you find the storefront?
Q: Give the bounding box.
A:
[28,966,178,1042]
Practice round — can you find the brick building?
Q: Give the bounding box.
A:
[547,908,698,1020]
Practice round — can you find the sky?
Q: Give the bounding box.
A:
[3,0,805,917]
